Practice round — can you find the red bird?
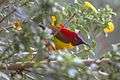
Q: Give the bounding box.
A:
[53,24,86,46]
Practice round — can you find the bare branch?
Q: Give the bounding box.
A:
[0,58,112,71]
[0,62,34,71]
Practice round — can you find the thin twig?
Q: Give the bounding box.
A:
[0,9,16,23]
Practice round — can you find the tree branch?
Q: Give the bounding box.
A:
[0,62,34,71]
[0,9,16,23]
[0,58,116,72]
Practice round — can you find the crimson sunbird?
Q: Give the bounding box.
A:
[52,24,89,47]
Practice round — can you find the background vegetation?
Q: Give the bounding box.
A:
[0,0,120,80]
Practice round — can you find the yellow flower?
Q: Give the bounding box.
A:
[52,37,74,50]
[83,1,98,13]
[51,15,57,26]
[104,22,115,33]
[12,20,22,31]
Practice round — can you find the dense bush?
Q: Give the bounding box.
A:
[0,0,119,80]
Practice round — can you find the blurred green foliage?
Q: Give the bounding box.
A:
[0,0,119,80]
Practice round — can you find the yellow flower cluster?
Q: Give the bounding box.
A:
[104,22,115,33]
[83,1,98,13]
[51,15,57,26]
[12,20,23,31]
